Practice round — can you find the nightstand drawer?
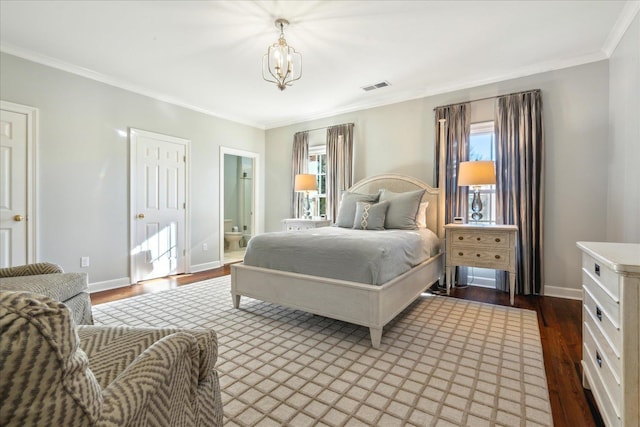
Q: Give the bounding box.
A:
[285,223,312,231]
[450,247,511,268]
[582,253,619,301]
[450,230,510,248]
[282,219,331,231]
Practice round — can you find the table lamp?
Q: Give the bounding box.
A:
[457,161,496,222]
[294,174,317,219]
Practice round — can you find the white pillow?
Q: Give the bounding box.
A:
[379,189,425,230]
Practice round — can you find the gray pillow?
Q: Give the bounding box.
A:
[335,191,380,228]
[379,188,426,229]
[353,201,389,230]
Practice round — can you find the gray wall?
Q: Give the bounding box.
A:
[607,12,640,243]
[0,53,265,287]
[265,60,611,295]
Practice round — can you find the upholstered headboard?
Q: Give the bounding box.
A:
[348,174,444,238]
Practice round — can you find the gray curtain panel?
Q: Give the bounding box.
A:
[326,123,354,222]
[434,103,470,284]
[495,90,544,295]
[291,131,309,218]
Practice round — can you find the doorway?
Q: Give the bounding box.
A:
[130,128,190,283]
[220,147,259,265]
[0,101,38,267]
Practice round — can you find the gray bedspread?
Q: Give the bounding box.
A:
[243,226,440,285]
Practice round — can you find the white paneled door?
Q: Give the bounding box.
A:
[130,129,189,283]
[0,105,35,268]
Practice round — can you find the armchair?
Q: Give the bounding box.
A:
[0,262,92,325]
[0,291,223,426]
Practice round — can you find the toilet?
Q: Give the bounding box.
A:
[242,232,252,248]
[224,219,243,251]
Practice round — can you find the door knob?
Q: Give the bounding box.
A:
[137,213,145,219]
[13,215,24,222]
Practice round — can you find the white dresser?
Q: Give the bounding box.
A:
[445,223,518,305]
[282,218,331,231]
[577,242,640,427]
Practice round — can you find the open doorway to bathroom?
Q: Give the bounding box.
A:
[220,147,259,265]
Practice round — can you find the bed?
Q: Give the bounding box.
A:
[231,174,445,348]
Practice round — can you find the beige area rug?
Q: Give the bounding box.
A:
[92,276,553,427]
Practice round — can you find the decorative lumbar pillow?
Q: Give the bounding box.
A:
[379,188,426,229]
[353,201,390,230]
[335,191,380,228]
[416,202,430,229]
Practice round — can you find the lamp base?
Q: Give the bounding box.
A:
[471,187,483,223]
[302,192,312,219]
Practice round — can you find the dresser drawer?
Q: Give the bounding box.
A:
[582,253,620,301]
[583,322,621,419]
[450,247,511,269]
[449,230,511,248]
[583,300,621,377]
[582,271,620,328]
[582,359,620,427]
[583,286,620,356]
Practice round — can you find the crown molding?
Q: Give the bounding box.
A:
[263,50,609,129]
[602,1,640,57]
[0,42,266,130]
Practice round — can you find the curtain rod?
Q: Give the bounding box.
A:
[432,89,541,111]
[295,122,354,135]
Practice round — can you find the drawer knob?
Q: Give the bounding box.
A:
[458,252,464,256]
[495,238,501,242]
[596,306,602,321]
[476,237,481,241]
[594,263,600,276]
[476,254,481,257]
[495,255,501,259]
[596,350,602,368]
[458,236,464,240]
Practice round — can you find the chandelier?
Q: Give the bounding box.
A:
[262,18,302,91]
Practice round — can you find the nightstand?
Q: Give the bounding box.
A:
[282,218,331,231]
[444,223,518,305]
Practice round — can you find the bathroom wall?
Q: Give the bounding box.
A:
[224,154,240,229]
[240,157,253,234]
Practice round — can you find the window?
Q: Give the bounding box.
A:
[468,121,496,224]
[467,121,497,287]
[308,145,327,218]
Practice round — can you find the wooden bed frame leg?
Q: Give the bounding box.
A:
[369,327,382,349]
[232,293,240,308]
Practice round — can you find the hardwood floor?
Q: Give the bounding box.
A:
[91,268,603,427]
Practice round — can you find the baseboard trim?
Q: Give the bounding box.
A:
[89,277,131,293]
[544,286,583,300]
[190,261,222,273]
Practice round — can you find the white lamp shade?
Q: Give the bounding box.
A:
[457,161,496,186]
[294,174,318,192]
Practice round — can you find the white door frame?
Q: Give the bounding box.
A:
[130,128,191,282]
[219,146,260,264]
[1,100,38,264]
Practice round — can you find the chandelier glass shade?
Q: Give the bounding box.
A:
[263,18,302,91]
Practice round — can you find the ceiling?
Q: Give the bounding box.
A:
[1,1,637,129]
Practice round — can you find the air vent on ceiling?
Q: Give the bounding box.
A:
[361,81,391,92]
